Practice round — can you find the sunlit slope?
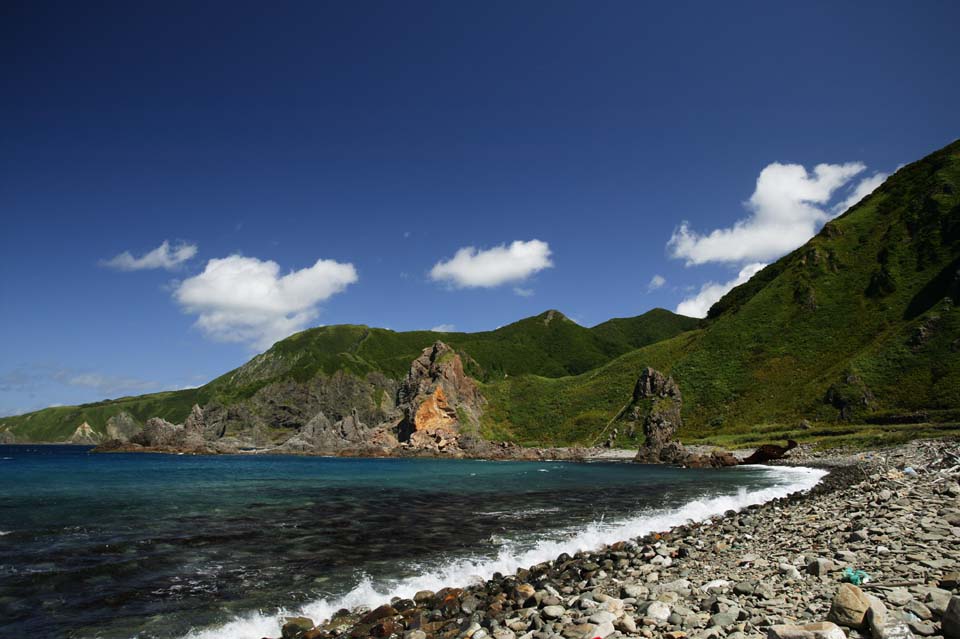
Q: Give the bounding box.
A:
[481,139,960,446]
[1,309,697,441]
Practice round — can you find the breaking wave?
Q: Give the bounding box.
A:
[180,465,826,639]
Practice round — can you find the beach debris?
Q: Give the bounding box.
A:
[841,567,870,585]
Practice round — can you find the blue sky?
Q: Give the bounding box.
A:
[2,1,958,416]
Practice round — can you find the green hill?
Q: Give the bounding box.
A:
[481,138,960,448]
[0,308,697,442]
[5,139,959,450]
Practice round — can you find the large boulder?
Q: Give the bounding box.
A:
[827,584,871,630]
[943,596,960,639]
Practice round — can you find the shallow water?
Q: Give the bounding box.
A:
[0,445,824,638]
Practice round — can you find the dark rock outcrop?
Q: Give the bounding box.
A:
[630,368,686,464]
[628,367,737,468]
[741,440,799,465]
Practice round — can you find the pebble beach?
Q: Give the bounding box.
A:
[270,439,960,639]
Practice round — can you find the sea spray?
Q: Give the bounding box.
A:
[181,465,826,639]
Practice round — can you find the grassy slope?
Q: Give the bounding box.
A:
[1,308,697,441]
[480,139,960,448]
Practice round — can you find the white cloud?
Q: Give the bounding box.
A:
[174,255,358,349]
[648,274,666,291]
[675,262,767,318]
[430,324,456,332]
[513,287,534,297]
[103,240,198,271]
[430,239,553,288]
[832,172,888,215]
[668,161,867,266]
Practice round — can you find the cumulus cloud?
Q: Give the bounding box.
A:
[430,239,553,288]
[648,274,666,291]
[832,172,888,215]
[174,255,358,349]
[675,263,766,318]
[668,162,868,266]
[102,240,198,271]
[430,324,456,332]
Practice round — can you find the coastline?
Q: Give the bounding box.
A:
[226,439,958,639]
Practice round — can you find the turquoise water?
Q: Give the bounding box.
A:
[0,445,824,639]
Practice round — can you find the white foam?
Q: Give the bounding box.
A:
[0,530,10,536]
[180,465,826,639]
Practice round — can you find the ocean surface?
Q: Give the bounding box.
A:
[0,445,825,639]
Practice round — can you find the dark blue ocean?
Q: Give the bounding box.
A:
[0,445,824,639]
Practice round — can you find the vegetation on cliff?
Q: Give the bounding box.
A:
[0,309,697,442]
[3,140,959,450]
[483,139,960,448]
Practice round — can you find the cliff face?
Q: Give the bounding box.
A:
[396,342,485,452]
[105,412,141,441]
[67,422,103,445]
[94,341,490,456]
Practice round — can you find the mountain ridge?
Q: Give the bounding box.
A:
[4,139,960,451]
[0,308,699,442]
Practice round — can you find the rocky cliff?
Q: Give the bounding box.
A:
[95,341,504,457]
[395,341,485,453]
[105,411,141,441]
[67,421,103,445]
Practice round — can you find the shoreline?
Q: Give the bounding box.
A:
[236,439,958,639]
[178,461,822,638]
